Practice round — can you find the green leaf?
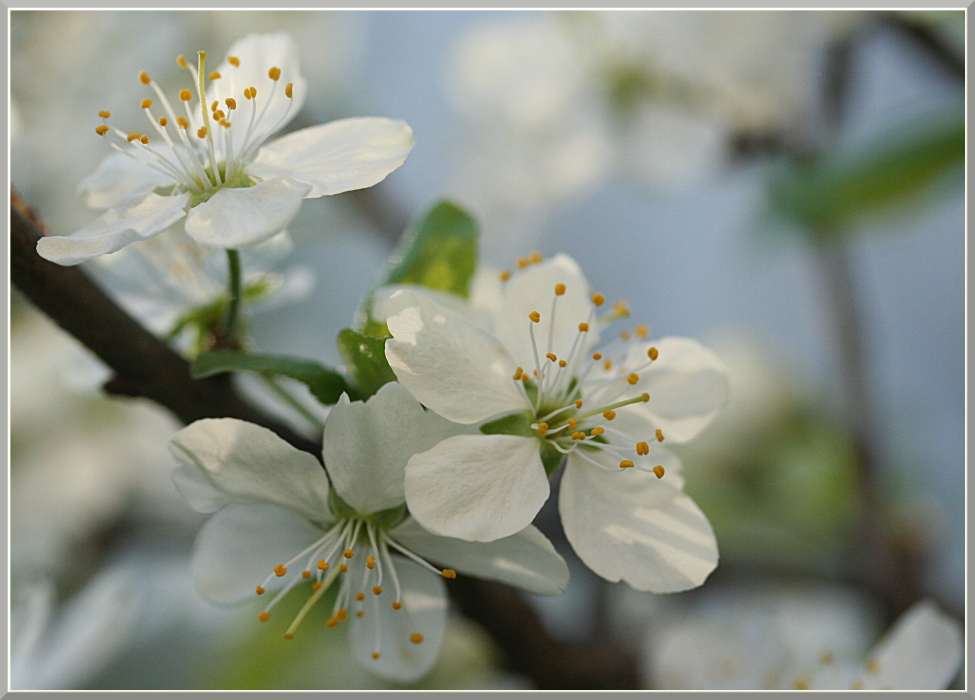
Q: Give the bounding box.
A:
[192,351,354,405]
[769,109,964,234]
[336,329,397,399]
[357,200,479,336]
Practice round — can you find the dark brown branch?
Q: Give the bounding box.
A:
[10,192,320,455]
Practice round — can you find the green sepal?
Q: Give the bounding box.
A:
[357,200,479,337]
[336,328,397,399]
[769,109,964,235]
[191,351,355,405]
[479,411,565,479]
[168,280,273,356]
[327,490,406,530]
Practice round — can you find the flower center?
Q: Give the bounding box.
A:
[94,50,296,203]
[500,258,669,478]
[253,510,456,661]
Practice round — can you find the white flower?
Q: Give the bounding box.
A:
[646,585,963,690]
[37,32,414,266]
[381,253,728,592]
[170,382,569,682]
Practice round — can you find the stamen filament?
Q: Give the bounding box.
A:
[574,392,649,422]
[283,566,340,638]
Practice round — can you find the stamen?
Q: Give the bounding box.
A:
[537,423,548,435]
[344,549,354,559]
[591,427,605,436]
[545,353,557,362]
[372,652,380,660]
[648,347,659,360]
[177,55,188,69]
[301,571,311,579]
[620,460,634,469]
[410,633,424,644]
[513,367,523,380]
[604,410,616,420]
[500,270,511,281]
[529,311,540,323]
[627,373,639,385]
[95,125,109,136]
[653,466,665,479]
[372,586,383,595]
[559,360,567,367]
[656,429,664,442]
[197,127,207,139]
[268,66,281,81]
[592,353,602,360]
[228,56,240,67]
[517,257,529,269]
[176,116,189,129]
[555,283,566,296]
[158,117,168,126]
[318,560,329,570]
[139,71,151,84]
[636,441,649,455]
[179,89,192,102]
[209,71,221,80]
[356,592,365,601]
[126,132,141,142]
[529,252,542,264]
[636,324,649,338]
[575,400,583,408]
[256,585,265,595]
[367,556,375,569]
[98,110,111,119]
[141,98,153,109]
[392,602,402,610]
[258,611,271,622]
[442,569,457,579]
[285,83,293,98]
[274,564,287,577]
[579,322,589,332]
[225,97,237,110]
[339,564,348,572]
[592,293,605,306]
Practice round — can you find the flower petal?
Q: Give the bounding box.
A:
[191,502,324,605]
[323,383,464,515]
[184,177,311,249]
[848,600,963,690]
[78,151,176,210]
[35,191,189,266]
[350,557,447,683]
[390,517,569,595]
[170,418,330,522]
[404,434,549,542]
[494,253,598,369]
[561,449,717,592]
[385,288,526,424]
[250,117,414,198]
[630,336,729,443]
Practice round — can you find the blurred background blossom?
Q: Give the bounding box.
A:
[9,8,965,690]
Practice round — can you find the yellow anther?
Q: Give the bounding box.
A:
[355,592,365,601]
[591,427,605,436]
[339,564,348,572]
[284,633,294,640]
[95,125,109,136]
[604,410,616,420]
[567,418,577,428]
[343,549,354,559]
[559,360,567,368]
[513,367,523,380]
[636,324,649,338]
[366,556,375,569]
[225,97,237,110]
[98,110,111,119]
[575,400,583,409]
[392,602,402,610]
[517,257,529,269]
[356,610,364,618]
[627,373,639,385]
[140,98,153,109]
[336,609,348,622]
[656,429,664,442]
[176,55,188,68]
[373,586,383,595]
[317,560,329,570]
[285,82,293,98]
[256,585,265,595]
[325,617,338,628]
[554,283,566,296]
[537,423,548,436]
[442,569,457,579]
[636,441,649,455]
[614,301,630,315]
[653,465,665,479]
[545,353,557,362]
[228,56,240,67]
[578,322,589,332]
[619,460,635,469]
[213,109,225,120]
[210,100,218,112]
[301,570,311,579]
[179,89,192,102]
[158,117,168,127]
[500,270,511,281]
[529,311,541,323]
[246,86,258,99]
[209,71,221,80]
[603,360,613,371]
[371,652,380,659]
[592,293,605,306]
[410,633,424,644]
[139,71,151,84]
[268,66,281,81]
[274,564,287,577]
[176,116,189,129]
[220,120,232,128]
[313,582,322,591]
[648,347,659,361]
[592,352,602,360]
[126,132,141,142]
[529,252,542,264]
[140,135,150,145]
[197,127,207,138]
[621,330,631,341]
[640,392,650,402]
[258,611,271,622]
[522,374,530,384]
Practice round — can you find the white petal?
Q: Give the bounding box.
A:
[170,418,330,522]
[35,191,189,266]
[385,288,526,424]
[494,253,598,368]
[78,151,176,210]
[323,383,464,515]
[848,600,963,690]
[210,32,306,147]
[250,117,415,198]
[630,336,729,443]
[191,502,324,605]
[350,557,447,683]
[405,434,549,542]
[390,518,569,595]
[373,284,496,332]
[560,450,718,592]
[184,177,311,248]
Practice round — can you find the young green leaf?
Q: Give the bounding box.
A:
[337,329,397,399]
